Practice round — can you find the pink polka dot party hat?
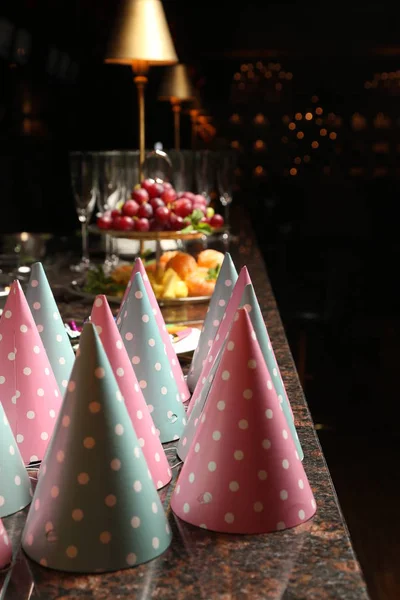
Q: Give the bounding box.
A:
[90,294,171,489]
[22,323,172,573]
[118,272,187,443]
[187,253,238,392]
[171,308,316,534]
[177,285,303,462]
[176,343,224,462]
[0,280,62,464]
[239,283,303,460]
[117,257,190,402]
[0,401,32,518]
[26,262,75,394]
[186,266,251,416]
[0,519,12,570]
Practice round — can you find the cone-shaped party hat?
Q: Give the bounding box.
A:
[0,520,12,569]
[118,273,186,443]
[177,345,223,461]
[0,402,32,518]
[0,281,62,464]
[239,284,303,460]
[118,258,190,402]
[187,253,238,392]
[90,295,171,489]
[178,283,303,461]
[187,266,251,415]
[26,262,75,393]
[171,309,316,534]
[22,323,172,573]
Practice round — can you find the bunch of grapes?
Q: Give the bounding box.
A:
[97,179,224,233]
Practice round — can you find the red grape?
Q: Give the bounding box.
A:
[136,217,150,232]
[183,191,195,201]
[111,209,121,219]
[132,188,149,205]
[155,206,170,224]
[210,214,224,228]
[141,179,155,193]
[161,188,177,204]
[149,219,164,231]
[148,182,164,199]
[169,212,185,230]
[122,200,139,217]
[163,182,173,190]
[194,194,207,205]
[138,203,153,219]
[112,216,123,229]
[150,197,165,210]
[173,198,193,218]
[116,216,134,230]
[97,215,113,230]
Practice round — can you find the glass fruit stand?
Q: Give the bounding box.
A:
[81,149,226,306]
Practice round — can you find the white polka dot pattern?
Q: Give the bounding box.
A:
[0,401,32,519]
[186,266,251,419]
[187,254,238,392]
[21,323,172,573]
[238,283,303,460]
[90,295,171,490]
[0,279,62,464]
[118,274,186,444]
[171,308,316,534]
[25,263,75,393]
[116,258,190,401]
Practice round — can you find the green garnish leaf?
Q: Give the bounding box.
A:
[195,222,212,234]
[206,263,221,280]
[180,224,195,234]
[190,209,205,225]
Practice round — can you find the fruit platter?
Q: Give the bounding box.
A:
[70,249,225,306]
[94,178,225,236]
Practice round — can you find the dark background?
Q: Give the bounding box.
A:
[1,2,400,598]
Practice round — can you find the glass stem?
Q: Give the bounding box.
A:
[81,217,89,263]
[224,203,230,229]
[105,234,112,264]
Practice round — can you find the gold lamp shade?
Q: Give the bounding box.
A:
[158,64,195,150]
[158,64,195,102]
[105,0,178,180]
[105,0,178,67]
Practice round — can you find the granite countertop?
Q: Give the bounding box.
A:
[1,211,370,599]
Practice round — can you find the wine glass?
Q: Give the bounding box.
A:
[69,152,97,272]
[194,150,216,205]
[96,151,125,270]
[217,150,237,232]
[169,149,194,193]
[142,148,173,183]
[124,150,140,199]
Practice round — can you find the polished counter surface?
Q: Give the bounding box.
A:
[1,214,369,599]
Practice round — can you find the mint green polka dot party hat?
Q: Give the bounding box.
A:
[239,284,304,461]
[119,273,186,443]
[187,253,238,392]
[0,401,32,518]
[22,323,172,573]
[26,263,75,394]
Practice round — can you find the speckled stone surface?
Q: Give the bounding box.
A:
[1,211,370,599]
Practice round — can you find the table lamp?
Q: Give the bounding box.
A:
[105,0,178,180]
[158,64,195,150]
